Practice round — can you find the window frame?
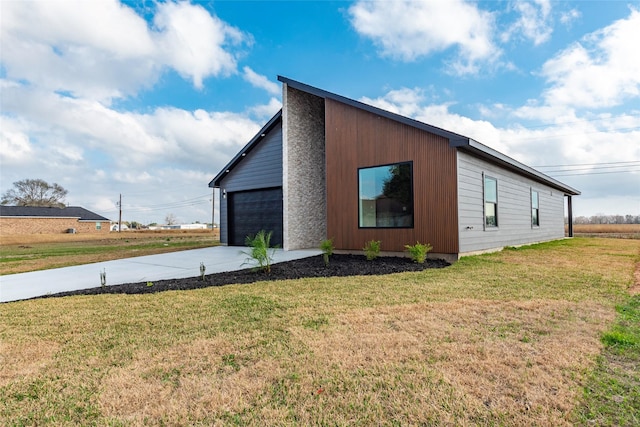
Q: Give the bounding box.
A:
[531,189,540,228]
[357,161,414,229]
[483,174,498,229]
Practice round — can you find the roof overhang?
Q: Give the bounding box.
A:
[451,138,581,196]
[280,75,580,197]
[209,110,282,188]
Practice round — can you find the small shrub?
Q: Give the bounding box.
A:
[146,281,153,287]
[404,241,433,264]
[242,230,277,273]
[320,238,334,266]
[363,240,381,261]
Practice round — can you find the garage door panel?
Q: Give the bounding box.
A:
[228,188,283,246]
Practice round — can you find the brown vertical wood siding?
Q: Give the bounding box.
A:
[325,98,459,254]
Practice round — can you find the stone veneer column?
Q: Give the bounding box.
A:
[282,85,327,250]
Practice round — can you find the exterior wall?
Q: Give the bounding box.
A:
[0,217,109,235]
[282,85,327,250]
[217,122,283,244]
[457,151,565,254]
[325,98,459,254]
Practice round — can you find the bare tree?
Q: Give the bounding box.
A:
[1,179,68,207]
[165,213,178,225]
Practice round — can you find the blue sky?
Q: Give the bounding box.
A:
[1,0,639,225]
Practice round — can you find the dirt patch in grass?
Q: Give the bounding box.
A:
[40,254,450,299]
[99,338,283,421]
[0,341,60,388]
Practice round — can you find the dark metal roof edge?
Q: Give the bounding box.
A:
[453,139,581,195]
[278,76,468,142]
[209,110,283,188]
[279,76,579,195]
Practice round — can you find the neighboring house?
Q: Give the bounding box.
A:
[162,224,208,230]
[110,223,129,231]
[0,206,110,235]
[209,76,580,260]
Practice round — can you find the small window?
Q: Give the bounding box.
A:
[358,162,413,228]
[96,222,101,230]
[484,176,498,227]
[531,190,539,227]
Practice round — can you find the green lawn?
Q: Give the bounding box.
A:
[1,237,638,425]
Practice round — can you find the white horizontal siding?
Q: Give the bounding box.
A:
[457,151,565,254]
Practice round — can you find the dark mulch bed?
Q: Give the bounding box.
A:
[44,254,450,299]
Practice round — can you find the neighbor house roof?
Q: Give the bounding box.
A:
[0,205,110,221]
[210,76,580,196]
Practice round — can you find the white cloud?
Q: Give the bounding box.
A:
[501,0,553,45]
[1,81,262,173]
[154,1,249,89]
[250,97,283,119]
[0,0,250,102]
[559,8,581,27]
[537,8,640,110]
[348,0,499,74]
[0,117,33,165]
[242,67,281,96]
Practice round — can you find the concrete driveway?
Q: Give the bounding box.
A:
[0,246,321,303]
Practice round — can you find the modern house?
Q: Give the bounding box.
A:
[0,206,111,235]
[209,77,580,260]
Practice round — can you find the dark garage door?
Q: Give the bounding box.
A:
[228,187,283,246]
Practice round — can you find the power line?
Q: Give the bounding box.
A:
[101,193,211,214]
[534,160,640,168]
[550,169,640,177]
[541,163,640,173]
[124,200,210,213]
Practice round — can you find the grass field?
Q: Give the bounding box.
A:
[571,223,640,239]
[1,237,638,425]
[0,230,219,275]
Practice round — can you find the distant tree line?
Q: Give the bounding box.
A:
[570,214,640,224]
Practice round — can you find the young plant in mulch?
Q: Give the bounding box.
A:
[100,269,106,287]
[242,230,277,274]
[200,262,206,281]
[363,240,381,261]
[320,238,334,266]
[404,241,433,264]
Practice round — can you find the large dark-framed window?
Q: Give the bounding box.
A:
[531,189,539,227]
[358,162,414,228]
[483,174,498,228]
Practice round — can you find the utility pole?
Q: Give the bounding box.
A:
[118,193,122,232]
